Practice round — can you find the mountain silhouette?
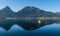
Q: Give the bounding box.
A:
[17,6,58,17]
[0,6,15,17]
[0,6,59,17]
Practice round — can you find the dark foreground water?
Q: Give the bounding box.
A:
[0,23,60,36]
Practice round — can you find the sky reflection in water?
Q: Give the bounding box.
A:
[0,23,60,36]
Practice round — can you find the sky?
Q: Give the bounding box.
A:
[0,0,60,12]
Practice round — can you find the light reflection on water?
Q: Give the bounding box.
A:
[0,23,60,36]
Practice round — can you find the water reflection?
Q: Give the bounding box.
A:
[0,23,60,36]
[0,19,55,31]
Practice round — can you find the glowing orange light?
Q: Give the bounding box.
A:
[38,20,41,24]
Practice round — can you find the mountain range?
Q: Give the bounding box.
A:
[0,6,60,17]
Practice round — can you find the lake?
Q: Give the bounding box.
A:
[0,23,60,36]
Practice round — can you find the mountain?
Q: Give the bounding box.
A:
[0,6,59,17]
[17,6,58,17]
[0,6,15,17]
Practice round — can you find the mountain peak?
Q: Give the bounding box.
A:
[24,6,38,9]
[25,6,35,8]
[4,6,10,10]
[0,6,13,12]
[0,6,14,13]
[18,6,40,12]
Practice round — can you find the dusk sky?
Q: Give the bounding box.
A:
[0,0,60,12]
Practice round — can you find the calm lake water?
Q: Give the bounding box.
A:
[0,23,60,36]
